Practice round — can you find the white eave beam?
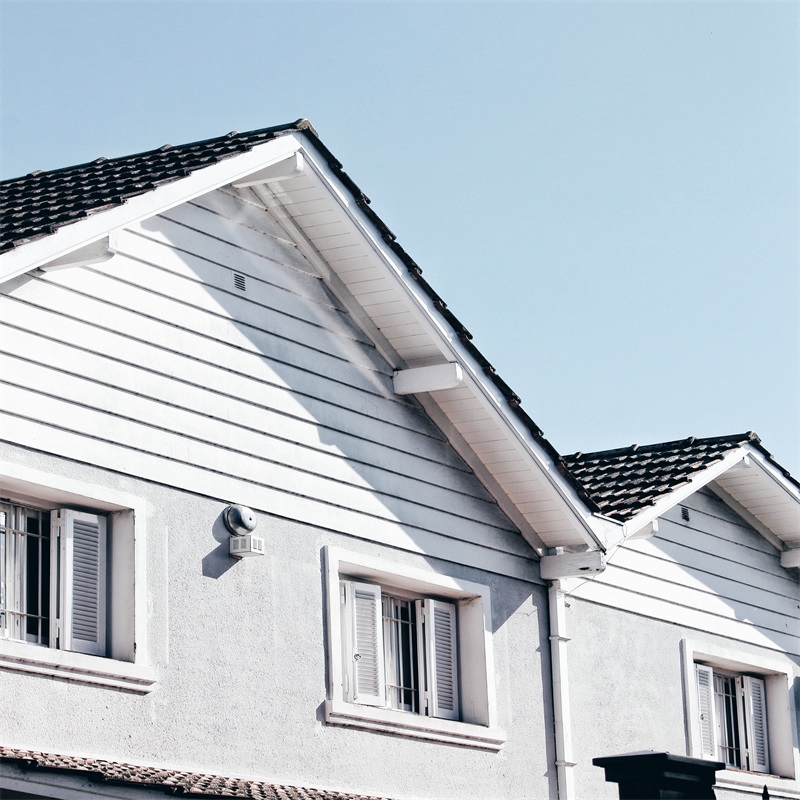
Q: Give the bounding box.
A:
[231,152,305,187]
[393,363,464,395]
[780,549,800,569]
[39,233,117,272]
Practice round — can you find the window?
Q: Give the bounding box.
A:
[324,547,505,750]
[695,664,769,773]
[1,503,107,656]
[0,465,155,693]
[340,580,459,721]
[682,639,796,785]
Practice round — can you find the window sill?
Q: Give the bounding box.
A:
[324,699,506,751]
[715,768,799,798]
[0,639,157,694]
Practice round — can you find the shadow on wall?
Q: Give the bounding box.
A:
[127,190,538,637]
[201,511,239,580]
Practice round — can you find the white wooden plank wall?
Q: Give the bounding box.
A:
[0,188,534,578]
[571,488,800,655]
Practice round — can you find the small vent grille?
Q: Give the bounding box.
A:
[681,507,690,522]
[233,273,246,292]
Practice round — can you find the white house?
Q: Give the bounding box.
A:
[0,120,797,800]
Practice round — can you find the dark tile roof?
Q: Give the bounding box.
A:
[560,432,761,522]
[0,121,311,254]
[1,120,595,511]
[0,746,394,799]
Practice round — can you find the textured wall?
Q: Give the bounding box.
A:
[0,443,556,800]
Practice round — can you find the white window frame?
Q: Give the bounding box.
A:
[0,464,155,693]
[682,638,799,792]
[323,546,506,750]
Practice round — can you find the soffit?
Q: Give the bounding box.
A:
[258,147,607,552]
[712,455,800,549]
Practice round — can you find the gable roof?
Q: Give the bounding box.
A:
[563,432,800,559]
[0,746,392,799]
[2,123,797,559]
[0,120,611,554]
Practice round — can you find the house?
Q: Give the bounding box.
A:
[0,120,797,800]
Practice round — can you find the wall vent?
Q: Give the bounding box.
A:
[681,507,690,523]
[233,273,246,292]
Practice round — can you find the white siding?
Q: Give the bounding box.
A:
[569,488,800,655]
[0,187,533,579]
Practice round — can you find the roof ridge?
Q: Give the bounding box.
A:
[562,431,757,463]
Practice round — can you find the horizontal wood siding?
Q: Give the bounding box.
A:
[0,188,534,578]
[570,488,800,655]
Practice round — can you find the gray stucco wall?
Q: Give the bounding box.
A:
[567,596,800,800]
[0,443,557,800]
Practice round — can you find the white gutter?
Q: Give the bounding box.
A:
[549,580,576,800]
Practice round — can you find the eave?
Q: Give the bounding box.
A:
[622,444,800,565]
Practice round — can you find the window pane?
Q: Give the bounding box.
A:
[382,595,418,713]
[0,510,6,634]
[714,674,741,768]
[0,506,51,646]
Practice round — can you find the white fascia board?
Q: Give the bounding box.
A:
[621,448,750,538]
[0,133,303,284]
[296,141,609,551]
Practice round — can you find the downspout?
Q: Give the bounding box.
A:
[549,579,576,800]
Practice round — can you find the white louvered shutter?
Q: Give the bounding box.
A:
[52,510,107,657]
[344,581,385,707]
[424,599,459,720]
[743,676,769,773]
[695,664,717,759]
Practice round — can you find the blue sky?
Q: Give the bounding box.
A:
[2,1,798,476]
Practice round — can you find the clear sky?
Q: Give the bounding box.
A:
[2,1,798,477]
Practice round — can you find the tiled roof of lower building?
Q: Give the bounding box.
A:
[0,746,394,800]
[561,432,762,522]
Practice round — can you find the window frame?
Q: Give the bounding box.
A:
[323,546,506,750]
[0,464,155,693]
[681,638,799,790]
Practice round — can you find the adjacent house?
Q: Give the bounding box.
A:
[0,120,797,800]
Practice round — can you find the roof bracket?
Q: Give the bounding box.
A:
[40,233,117,272]
[393,363,464,395]
[231,152,305,188]
[780,549,800,569]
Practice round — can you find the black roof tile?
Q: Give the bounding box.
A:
[561,432,763,522]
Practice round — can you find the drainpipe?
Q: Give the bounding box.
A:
[549,579,576,800]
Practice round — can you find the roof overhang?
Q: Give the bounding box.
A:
[621,443,800,566]
[243,135,616,553]
[0,130,617,555]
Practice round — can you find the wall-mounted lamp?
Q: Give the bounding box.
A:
[224,504,265,558]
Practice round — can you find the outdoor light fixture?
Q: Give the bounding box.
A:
[224,504,265,558]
